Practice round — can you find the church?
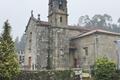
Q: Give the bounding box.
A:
[24,0,120,70]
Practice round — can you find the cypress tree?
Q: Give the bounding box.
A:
[0,20,20,80]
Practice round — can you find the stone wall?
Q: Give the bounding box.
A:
[33,26,71,69]
[36,26,49,69]
[13,70,74,80]
[24,18,37,70]
[48,28,70,69]
[72,33,120,69]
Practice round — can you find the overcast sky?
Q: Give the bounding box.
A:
[0,0,120,39]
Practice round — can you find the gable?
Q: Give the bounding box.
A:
[25,17,38,32]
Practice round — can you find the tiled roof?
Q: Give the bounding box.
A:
[36,21,50,26]
[25,16,50,32]
[67,25,90,32]
[72,29,120,40]
[25,16,90,32]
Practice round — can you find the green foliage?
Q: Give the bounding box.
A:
[78,14,112,27]
[13,70,75,80]
[0,20,20,80]
[78,14,120,33]
[93,57,116,80]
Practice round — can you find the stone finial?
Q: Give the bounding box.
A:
[38,14,40,21]
[31,10,34,17]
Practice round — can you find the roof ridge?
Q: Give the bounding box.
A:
[71,29,120,40]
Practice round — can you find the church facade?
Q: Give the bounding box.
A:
[24,0,120,70]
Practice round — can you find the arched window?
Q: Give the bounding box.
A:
[59,0,63,9]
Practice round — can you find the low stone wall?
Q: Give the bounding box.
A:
[13,70,75,80]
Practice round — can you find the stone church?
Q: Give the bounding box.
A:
[24,0,120,70]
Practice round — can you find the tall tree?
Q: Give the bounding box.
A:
[0,20,20,80]
[77,14,120,33]
[78,15,91,26]
[91,14,112,27]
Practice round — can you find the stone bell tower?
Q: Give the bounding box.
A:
[47,0,69,69]
[48,0,68,27]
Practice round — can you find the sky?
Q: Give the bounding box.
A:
[0,0,120,40]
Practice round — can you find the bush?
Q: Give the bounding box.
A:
[93,57,116,80]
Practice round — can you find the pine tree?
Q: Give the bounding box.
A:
[0,20,20,80]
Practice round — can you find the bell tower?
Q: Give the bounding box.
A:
[48,0,68,27]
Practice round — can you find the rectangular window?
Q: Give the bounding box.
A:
[28,57,32,68]
[19,56,22,61]
[22,56,25,63]
[29,32,32,53]
[74,58,77,68]
[29,39,32,42]
[83,47,88,56]
[60,17,62,23]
